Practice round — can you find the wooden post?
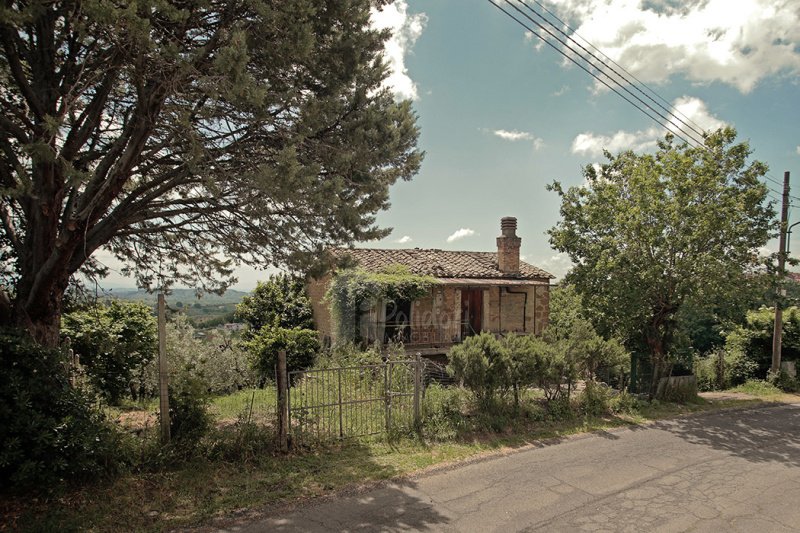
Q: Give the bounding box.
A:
[157,293,170,443]
[276,349,289,453]
[413,355,422,430]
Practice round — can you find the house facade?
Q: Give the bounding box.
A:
[307,217,554,357]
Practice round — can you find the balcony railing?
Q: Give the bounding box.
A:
[381,324,460,347]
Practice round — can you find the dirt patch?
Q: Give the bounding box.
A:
[116,410,158,431]
[699,391,757,402]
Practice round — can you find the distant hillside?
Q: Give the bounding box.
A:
[104,288,250,305]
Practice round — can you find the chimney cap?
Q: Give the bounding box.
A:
[500,216,517,228]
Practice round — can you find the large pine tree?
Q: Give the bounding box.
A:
[0,0,422,345]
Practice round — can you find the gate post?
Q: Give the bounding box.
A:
[276,349,289,453]
[413,355,422,430]
[384,362,390,433]
[338,368,344,439]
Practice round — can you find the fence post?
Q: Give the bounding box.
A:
[157,293,170,444]
[338,368,344,439]
[384,362,390,433]
[276,349,289,453]
[413,354,422,430]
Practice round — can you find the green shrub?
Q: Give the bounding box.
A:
[246,325,320,380]
[727,349,759,386]
[422,384,467,441]
[610,390,641,414]
[0,331,125,492]
[579,381,612,416]
[694,354,718,392]
[447,332,511,405]
[546,395,574,421]
[732,379,783,396]
[161,316,256,395]
[169,373,212,445]
[62,300,157,404]
[767,370,800,393]
[725,307,800,379]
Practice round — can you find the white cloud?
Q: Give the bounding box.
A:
[370,1,427,100]
[446,228,476,243]
[396,235,413,244]
[494,129,534,141]
[550,0,800,93]
[491,129,544,150]
[540,252,573,280]
[552,85,570,97]
[796,145,800,156]
[571,96,726,157]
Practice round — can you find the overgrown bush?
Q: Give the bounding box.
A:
[421,384,467,441]
[694,347,761,391]
[767,369,800,393]
[62,300,157,404]
[610,390,641,414]
[0,331,125,492]
[725,307,800,379]
[447,332,511,405]
[246,324,320,380]
[169,373,212,445]
[579,381,612,416]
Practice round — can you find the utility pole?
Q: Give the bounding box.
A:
[771,171,791,376]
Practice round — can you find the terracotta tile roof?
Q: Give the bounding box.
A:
[333,248,554,280]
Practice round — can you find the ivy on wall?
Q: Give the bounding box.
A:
[325,265,438,343]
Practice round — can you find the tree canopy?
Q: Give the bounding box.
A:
[235,274,314,333]
[548,128,775,394]
[0,0,422,344]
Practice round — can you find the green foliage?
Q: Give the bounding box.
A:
[767,369,800,393]
[731,379,783,396]
[579,381,612,416]
[421,384,468,441]
[609,390,641,415]
[548,129,774,394]
[315,341,386,368]
[246,325,320,379]
[162,316,256,395]
[326,265,437,343]
[447,332,511,405]
[725,307,800,379]
[169,373,212,446]
[62,300,157,404]
[0,330,124,492]
[545,285,630,387]
[2,0,423,345]
[236,275,314,334]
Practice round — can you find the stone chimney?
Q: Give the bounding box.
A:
[497,217,521,275]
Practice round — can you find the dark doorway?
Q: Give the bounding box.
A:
[460,288,483,339]
[384,299,411,343]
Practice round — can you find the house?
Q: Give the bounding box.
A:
[307,217,554,358]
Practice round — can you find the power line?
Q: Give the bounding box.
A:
[488,0,708,149]
[515,0,707,143]
[488,0,791,206]
[522,0,706,137]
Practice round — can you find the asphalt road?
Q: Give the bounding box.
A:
[231,403,800,532]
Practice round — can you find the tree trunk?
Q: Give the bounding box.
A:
[6,266,70,348]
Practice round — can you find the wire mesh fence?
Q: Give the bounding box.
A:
[287,359,422,446]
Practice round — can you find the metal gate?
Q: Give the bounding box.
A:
[287,358,422,446]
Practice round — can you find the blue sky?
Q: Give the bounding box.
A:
[100,0,800,289]
[367,0,800,282]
